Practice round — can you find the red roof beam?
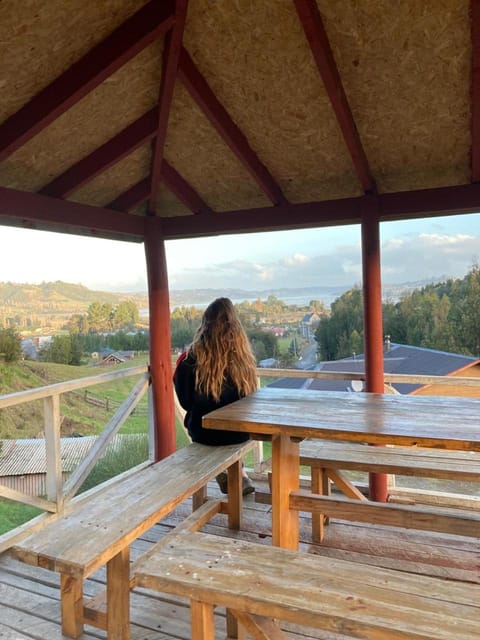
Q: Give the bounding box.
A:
[40,110,158,198]
[106,178,150,212]
[471,0,480,182]
[107,161,211,214]
[0,187,144,242]
[178,48,287,206]
[149,0,189,211]
[294,0,375,194]
[161,161,212,214]
[160,183,480,239]
[0,0,175,162]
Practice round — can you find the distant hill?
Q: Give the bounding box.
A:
[0,279,443,332]
[0,281,148,332]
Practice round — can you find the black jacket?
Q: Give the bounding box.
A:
[173,352,250,446]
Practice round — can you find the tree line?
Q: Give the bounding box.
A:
[315,264,480,361]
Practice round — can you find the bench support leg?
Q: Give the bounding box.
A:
[227,460,243,530]
[61,574,84,639]
[232,611,287,640]
[311,467,330,543]
[193,485,207,511]
[107,547,130,640]
[191,600,215,640]
[271,434,299,549]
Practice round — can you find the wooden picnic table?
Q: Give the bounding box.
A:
[203,387,480,549]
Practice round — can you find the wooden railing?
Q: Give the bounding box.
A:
[2,364,479,551]
[0,365,149,552]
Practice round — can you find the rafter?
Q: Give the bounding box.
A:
[0,0,175,162]
[107,162,211,214]
[106,179,150,212]
[178,48,287,206]
[149,0,189,212]
[471,0,480,181]
[161,162,212,214]
[40,110,157,198]
[294,0,375,194]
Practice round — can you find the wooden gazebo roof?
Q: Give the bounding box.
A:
[1,0,479,243]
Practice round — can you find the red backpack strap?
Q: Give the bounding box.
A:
[174,350,188,375]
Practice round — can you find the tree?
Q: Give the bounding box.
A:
[0,327,22,363]
[113,301,139,330]
[315,287,363,360]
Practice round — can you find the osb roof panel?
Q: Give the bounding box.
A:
[183,0,361,203]
[321,0,471,192]
[0,0,147,122]
[0,0,475,227]
[1,41,163,192]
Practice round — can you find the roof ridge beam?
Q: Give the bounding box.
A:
[294,0,375,194]
[0,0,175,162]
[149,0,189,212]
[178,47,287,206]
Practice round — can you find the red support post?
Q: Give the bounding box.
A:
[361,205,388,502]
[144,216,176,460]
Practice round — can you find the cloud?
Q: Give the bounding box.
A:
[168,230,480,291]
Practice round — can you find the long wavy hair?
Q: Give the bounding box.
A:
[189,297,258,401]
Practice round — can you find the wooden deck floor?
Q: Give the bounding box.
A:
[0,479,478,640]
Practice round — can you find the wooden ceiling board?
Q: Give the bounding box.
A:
[68,145,152,208]
[0,0,146,122]
[0,41,163,193]
[319,0,471,192]
[162,82,272,213]
[182,0,361,204]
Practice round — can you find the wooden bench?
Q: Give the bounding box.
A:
[256,440,480,541]
[134,529,480,640]
[300,440,480,542]
[11,440,254,640]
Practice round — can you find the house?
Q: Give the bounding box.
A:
[268,343,480,397]
[98,350,135,365]
[299,313,320,339]
[0,434,146,496]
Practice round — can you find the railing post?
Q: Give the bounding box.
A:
[44,394,63,511]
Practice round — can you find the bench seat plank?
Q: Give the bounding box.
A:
[13,442,252,578]
[135,530,480,640]
[300,440,480,481]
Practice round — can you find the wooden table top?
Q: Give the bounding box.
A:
[203,387,480,452]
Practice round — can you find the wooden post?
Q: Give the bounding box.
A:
[144,216,176,461]
[361,204,388,502]
[44,394,63,510]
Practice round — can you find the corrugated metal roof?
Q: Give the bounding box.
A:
[0,434,145,477]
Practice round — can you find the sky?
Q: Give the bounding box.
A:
[1,213,479,293]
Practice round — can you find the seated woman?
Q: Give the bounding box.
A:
[173,297,258,495]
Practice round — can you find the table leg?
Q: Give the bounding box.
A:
[271,434,299,549]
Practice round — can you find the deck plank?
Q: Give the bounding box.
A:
[0,480,478,640]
